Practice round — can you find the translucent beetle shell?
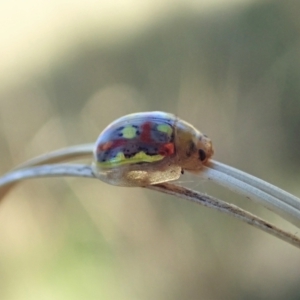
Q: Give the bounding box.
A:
[93,111,214,187]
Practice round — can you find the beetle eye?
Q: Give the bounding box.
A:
[198,149,206,161]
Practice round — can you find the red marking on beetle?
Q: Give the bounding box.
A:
[140,122,152,143]
[112,139,127,148]
[158,143,174,156]
[98,141,113,151]
[97,139,126,153]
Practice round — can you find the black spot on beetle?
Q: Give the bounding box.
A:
[198,149,206,161]
[117,126,124,131]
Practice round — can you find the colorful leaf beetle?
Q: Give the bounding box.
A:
[93,111,214,187]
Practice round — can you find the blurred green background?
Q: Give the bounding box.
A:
[1,0,300,299]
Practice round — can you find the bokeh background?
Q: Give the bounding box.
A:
[1,0,300,299]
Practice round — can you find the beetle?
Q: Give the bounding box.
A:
[93,111,213,187]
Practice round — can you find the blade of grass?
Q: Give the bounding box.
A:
[7,144,300,227]
[208,160,300,211]
[201,166,300,227]
[0,163,299,249]
[13,144,94,169]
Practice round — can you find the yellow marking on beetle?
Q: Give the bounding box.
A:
[113,151,126,162]
[98,151,164,167]
[157,124,173,136]
[122,126,137,139]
